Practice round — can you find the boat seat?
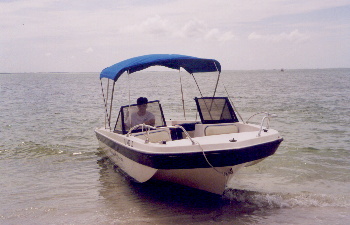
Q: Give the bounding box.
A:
[133,129,172,143]
[204,124,239,136]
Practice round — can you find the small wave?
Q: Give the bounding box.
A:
[223,189,349,209]
[1,141,79,160]
[14,142,67,158]
[72,152,82,155]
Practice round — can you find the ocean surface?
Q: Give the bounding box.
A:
[1,69,349,224]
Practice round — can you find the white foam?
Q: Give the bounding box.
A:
[223,189,350,209]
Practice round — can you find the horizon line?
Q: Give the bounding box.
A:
[1,67,350,74]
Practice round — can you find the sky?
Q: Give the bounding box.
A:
[1,0,350,72]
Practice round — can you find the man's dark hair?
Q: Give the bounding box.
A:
[137,97,148,105]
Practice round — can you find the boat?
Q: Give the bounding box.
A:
[95,54,283,195]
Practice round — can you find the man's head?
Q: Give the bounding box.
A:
[137,97,148,105]
[137,97,148,113]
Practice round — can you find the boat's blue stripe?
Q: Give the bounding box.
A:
[96,132,282,169]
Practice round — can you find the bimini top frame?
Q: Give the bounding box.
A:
[100,54,221,82]
[99,54,222,130]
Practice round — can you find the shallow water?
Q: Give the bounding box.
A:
[1,69,349,224]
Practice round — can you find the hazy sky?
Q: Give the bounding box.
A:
[1,0,350,72]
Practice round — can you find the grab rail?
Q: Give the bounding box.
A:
[126,123,156,136]
[126,123,159,143]
[246,112,277,137]
[126,124,196,145]
[246,112,267,123]
[174,125,196,145]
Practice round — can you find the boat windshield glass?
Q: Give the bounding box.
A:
[195,97,239,124]
[114,100,166,134]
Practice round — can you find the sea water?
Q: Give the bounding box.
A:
[0,69,349,224]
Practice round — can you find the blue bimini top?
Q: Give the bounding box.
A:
[100,54,221,81]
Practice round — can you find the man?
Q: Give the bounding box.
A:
[126,97,155,128]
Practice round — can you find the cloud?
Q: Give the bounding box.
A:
[248,29,310,43]
[85,47,94,53]
[173,18,236,42]
[0,0,50,14]
[119,15,235,42]
[119,15,170,36]
[0,0,349,72]
[177,19,206,38]
[205,29,236,42]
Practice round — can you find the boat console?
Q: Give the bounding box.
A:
[117,97,248,142]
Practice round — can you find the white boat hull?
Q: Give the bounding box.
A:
[98,138,247,195]
[153,165,247,195]
[96,122,282,195]
[98,139,158,183]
